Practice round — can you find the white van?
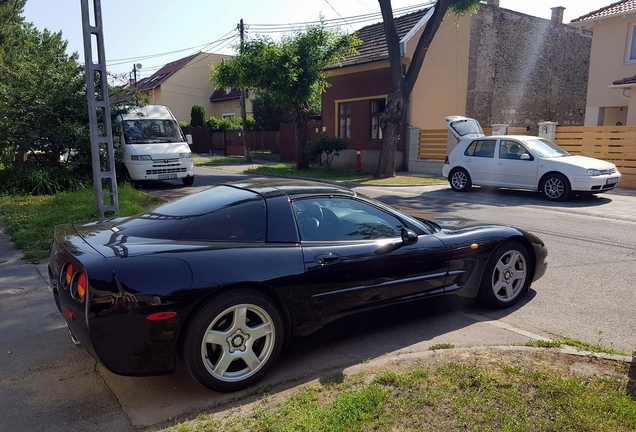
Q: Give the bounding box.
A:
[117,105,194,186]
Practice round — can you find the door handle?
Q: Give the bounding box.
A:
[314,252,340,265]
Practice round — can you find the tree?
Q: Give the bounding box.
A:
[251,91,295,131]
[212,21,360,169]
[0,23,88,170]
[375,0,480,178]
[190,105,206,127]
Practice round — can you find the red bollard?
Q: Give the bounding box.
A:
[355,142,362,172]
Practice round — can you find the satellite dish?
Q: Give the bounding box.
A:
[135,63,142,70]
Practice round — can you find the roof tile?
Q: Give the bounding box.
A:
[340,8,430,66]
[571,0,636,22]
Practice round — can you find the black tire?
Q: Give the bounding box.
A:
[183,288,283,392]
[478,241,531,309]
[449,168,472,192]
[182,176,194,186]
[123,168,139,188]
[541,173,570,201]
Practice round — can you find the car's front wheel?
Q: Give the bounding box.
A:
[478,241,531,309]
[182,176,194,186]
[449,168,472,192]
[183,288,283,392]
[541,173,570,201]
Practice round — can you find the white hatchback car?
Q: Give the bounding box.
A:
[441,116,621,201]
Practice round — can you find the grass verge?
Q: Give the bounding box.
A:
[0,183,164,263]
[161,354,635,432]
[248,163,447,185]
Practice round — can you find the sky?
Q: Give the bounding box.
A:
[22,0,612,81]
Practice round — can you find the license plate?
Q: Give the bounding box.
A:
[158,174,177,180]
[606,177,619,185]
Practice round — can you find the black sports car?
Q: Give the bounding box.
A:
[48,179,547,392]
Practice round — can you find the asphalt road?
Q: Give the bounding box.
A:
[1,164,634,430]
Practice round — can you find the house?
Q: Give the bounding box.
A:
[322,0,591,172]
[134,52,252,123]
[569,0,636,126]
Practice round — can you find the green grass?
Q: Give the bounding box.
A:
[161,360,636,432]
[248,163,447,185]
[0,183,164,263]
[193,155,254,166]
[524,334,633,357]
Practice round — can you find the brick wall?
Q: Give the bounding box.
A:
[467,4,591,135]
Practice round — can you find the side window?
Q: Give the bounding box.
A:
[629,23,636,62]
[180,199,266,242]
[499,140,532,160]
[339,103,352,139]
[293,198,404,241]
[464,140,496,158]
[371,99,385,140]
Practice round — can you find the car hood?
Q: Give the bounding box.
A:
[548,155,616,169]
[126,143,189,158]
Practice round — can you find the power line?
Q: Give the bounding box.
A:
[106,3,433,74]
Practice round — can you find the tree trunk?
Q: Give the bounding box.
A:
[375,91,404,179]
[295,110,309,170]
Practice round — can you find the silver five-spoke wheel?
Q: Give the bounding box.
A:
[479,241,531,308]
[184,288,283,392]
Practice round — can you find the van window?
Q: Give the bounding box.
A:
[123,119,184,144]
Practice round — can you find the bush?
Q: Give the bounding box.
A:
[190,105,206,127]
[0,165,92,195]
[304,132,350,168]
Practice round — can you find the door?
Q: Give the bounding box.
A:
[494,139,539,189]
[460,139,497,186]
[293,197,449,328]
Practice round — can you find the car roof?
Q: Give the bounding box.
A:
[471,135,543,140]
[223,178,357,200]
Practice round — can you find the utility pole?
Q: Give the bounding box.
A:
[80,0,119,216]
[238,19,251,161]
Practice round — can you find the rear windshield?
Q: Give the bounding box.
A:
[111,186,266,242]
[450,118,483,137]
[123,119,185,144]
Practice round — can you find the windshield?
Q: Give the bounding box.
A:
[123,119,185,144]
[524,138,570,158]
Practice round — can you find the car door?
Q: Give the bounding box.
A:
[494,139,539,189]
[293,197,449,328]
[460,139,497,186]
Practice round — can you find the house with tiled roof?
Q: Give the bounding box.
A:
[322,1,591,172]
[134,52,252,123]
[570,0,636,126]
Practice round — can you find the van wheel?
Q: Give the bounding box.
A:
[123,168,139,187]
[182,176,194,186]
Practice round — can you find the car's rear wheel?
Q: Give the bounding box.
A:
[183,288,283,392]
[541,173,570,201]
[449,168,472,192]
[478,241,530,309]
[182,176,194,186]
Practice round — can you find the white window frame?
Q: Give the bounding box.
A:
[627,22,636,63]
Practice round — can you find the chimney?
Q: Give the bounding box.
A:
[551,6,565,24]
[486,0,500,6]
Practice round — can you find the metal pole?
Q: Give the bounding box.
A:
[80,0,119,216]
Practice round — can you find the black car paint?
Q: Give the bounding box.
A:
[49,179,547,377]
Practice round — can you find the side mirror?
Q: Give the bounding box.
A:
[520,153,530,160]
[186,134,193,145]
[401,228,418,245]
